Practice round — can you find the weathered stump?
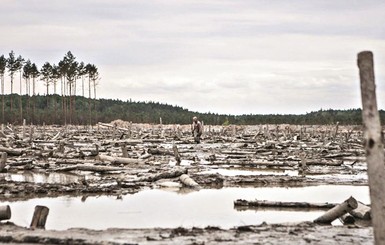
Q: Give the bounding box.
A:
[30,205,49,229]
[0,205,11,221]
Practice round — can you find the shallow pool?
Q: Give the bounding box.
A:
[2,185,369,230]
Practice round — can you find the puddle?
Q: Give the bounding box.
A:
[2,185,369,230]
[1,171,83,184]
[199,168,298,176]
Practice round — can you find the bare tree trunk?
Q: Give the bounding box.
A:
[19,71,22,124]
[10,77,13,111]
[358,50,385,244]
[1,75,4,123]
[82,75,84,97]
[88,76,91,125]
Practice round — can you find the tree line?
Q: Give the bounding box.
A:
[0,93,374,126]
[0,51,99,125]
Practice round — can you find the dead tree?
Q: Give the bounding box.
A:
[358,51,385,244]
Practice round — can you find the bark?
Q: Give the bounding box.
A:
[314,196,358,224]
[234,199,336,209]
[358,50,385,244]
[0,205,11,221]
[30,205,49,229]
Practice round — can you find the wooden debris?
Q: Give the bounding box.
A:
[339,213,355,225]
[30,205,49,229]
[349,201,371,220]
[96,154,144,165]
[0,146,23,156]
[137,168,187,182]
[54,164,124,173]
[234,199,336,209]
[314,196,358,224]
[180,174,200,188]
[0,205,11,221]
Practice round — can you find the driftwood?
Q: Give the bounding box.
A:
[0,146,23,156]
[137,168,187,182]
[147,148,173,156]
[314,196,358,224]
[358,50,385,244]
[96,154,144,165]
[30,205,49,229]
[349,201,371,220]
[54,164,124,173]
[8,158,34,167]
[234,199,336,209]
[0,205,11,221]
[179,174,200,188]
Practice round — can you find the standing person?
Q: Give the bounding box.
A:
[191,116,203,143]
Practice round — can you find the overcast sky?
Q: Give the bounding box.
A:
[1,0,385,115]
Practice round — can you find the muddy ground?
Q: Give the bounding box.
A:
[0,122,373,244]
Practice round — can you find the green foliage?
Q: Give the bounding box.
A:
[222,117,230,126]
[0,95,373,126]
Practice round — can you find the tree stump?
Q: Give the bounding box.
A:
[30,205,49,229]
[0,205,11,221]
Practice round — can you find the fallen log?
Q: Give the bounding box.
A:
[314,196,358,224]
[0,205,11,221]
[8,158,34,167]
[54,164,124,173]
[180,174,200,188]
[234,199,336,209]
[136,168,187,182]
[147,148,173,156]
[349,201,371,220]
[30,205,49,229]
[96,154,144,165]
[0,146,23,156]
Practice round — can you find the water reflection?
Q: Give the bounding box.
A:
[3,171,82,184]
[3,185,369,230]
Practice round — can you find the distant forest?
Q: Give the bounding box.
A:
[0,94,379,125]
